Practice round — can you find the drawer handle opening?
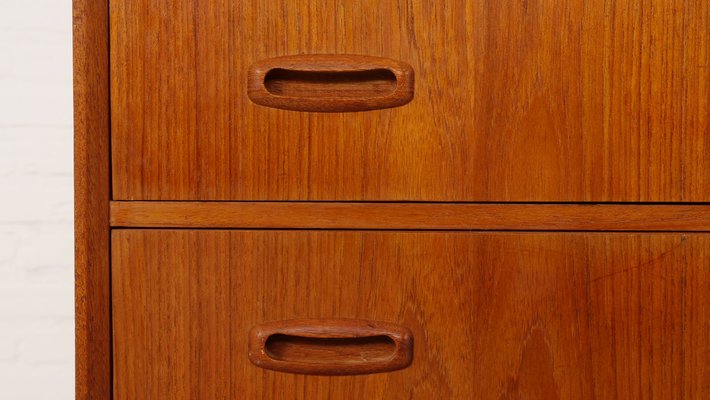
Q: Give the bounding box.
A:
[249,318,413,375]
[265,334,397,363]
[263,68,398,98]
[248,54,415,112]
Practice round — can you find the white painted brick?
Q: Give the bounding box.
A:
[0,228,20,275]
[0,320,72,363]
[0,1,79,398]
[19,226,73,283]
[0,285,73,319]
[17,320,74,365]
[0,176,73,223]
[0,128,72,176]
[0,80,73,127]
[0,0,72,33]
[0,330,19,362]
[18,224,74,266]
[0,40,72,83]
[0,364,73,400]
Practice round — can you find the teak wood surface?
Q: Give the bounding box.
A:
[112,230,710,400]
[248,319,414,376]
[111,0,709,201]
[110,201,710,231]
[247,54,415,113]
[76,0,710,398]
[74,0,111,399]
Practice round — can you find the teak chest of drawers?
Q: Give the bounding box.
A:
[75,1,710,399]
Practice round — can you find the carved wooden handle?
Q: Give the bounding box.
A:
[248,319,414,375]
[247,54,415,112]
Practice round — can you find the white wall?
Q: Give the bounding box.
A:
[0,0,75,399]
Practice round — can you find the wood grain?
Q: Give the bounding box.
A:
[248,54,414,112]
[110,0,710,201]
[249,319,413,376]
[110,202,710,231]
[112,230,710,399]
[74,0,111,399]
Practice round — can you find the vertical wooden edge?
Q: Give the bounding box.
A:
[74,0,111,399]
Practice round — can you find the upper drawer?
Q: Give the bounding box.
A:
[110,1,709,201]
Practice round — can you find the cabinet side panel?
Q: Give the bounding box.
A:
[74,0,111,398]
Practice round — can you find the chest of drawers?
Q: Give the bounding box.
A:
[75,1,710,399]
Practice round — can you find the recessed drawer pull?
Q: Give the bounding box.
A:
[248,318,413,375]
[247,54,415,112]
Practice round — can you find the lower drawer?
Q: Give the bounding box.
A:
[112,230,709,399]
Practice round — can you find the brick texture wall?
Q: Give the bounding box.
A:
[0,0,75,398]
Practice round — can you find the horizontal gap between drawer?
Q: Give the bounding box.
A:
[109,229,710,235]
[110,202,710,232]
[110,199,710,205]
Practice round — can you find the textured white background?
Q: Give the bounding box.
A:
[0,0,75,398]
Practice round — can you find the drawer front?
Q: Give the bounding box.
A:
[112,230,709,399]
[110,1,710,202]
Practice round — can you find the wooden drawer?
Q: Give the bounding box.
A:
[111,230,709,399]
[77,1,710,398]
[110,1,710,202]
